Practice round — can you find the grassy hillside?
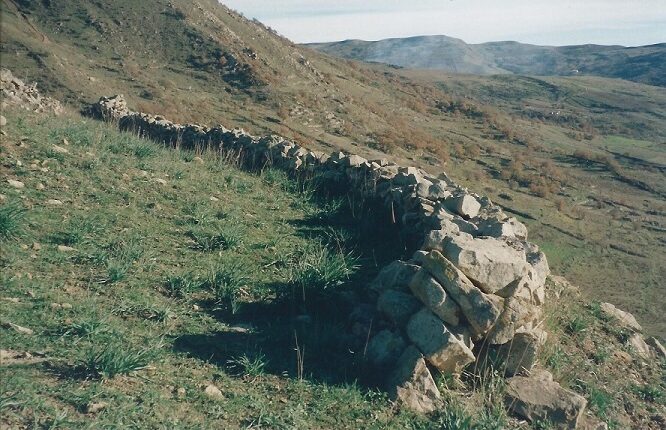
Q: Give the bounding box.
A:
[307,37,666,87]
[1,0,665,337]
[2,105,664,430]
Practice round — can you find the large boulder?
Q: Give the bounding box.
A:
[406,308,475,374]
[421,250,501,336]
[377,289,422,327]
[369,261,420,294]
[505,370,587,429]
[478,217,528,240]
[409,268,462,326]
[440,234,530,294]
[386,346,441,414]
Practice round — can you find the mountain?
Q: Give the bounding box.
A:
[307,36,666,86]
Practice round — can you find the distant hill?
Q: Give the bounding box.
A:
[306,36,666,86]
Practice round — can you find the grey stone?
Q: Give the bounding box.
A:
[445,194,481,219]
[377,289,421,327]
[486,297,542,345]
[406,308,475,374]
[421,251,501,336]
[600,302,642,332]
[505,369,587,429]
[408,268,462,326]
[386,346,441,414]
[369,260,420,294]
[441,234,530,294]
[366,330,407,367]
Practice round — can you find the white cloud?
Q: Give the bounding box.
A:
[222,0,666,46]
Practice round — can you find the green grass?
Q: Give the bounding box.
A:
[0,203,26,241]
[1,108,438,429]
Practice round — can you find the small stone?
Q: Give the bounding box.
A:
[210,196,219,202]
[176,387,187,397]
[51,144,69,154]
[57,245,76,252]
[36,183,45,190]
[62,138,70,146]
[1,297,20,304]
[2,322,34,335]
[154,178,168,185]
[193,156,204,164]
[7,179,25,189]
[627,333,653,360]
[0,115,6,127]
[204,384,224,399]
[86,402,108,414]
[0,194,6,202]
[32,242,41,250]
[61,303,73,310]
[46,199,63,206]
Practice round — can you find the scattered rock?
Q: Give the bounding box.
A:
[600,302,642,332]
[32,242,41,250]
[209,196,219,202]
[627,333,653,360]
[2,321,34,335]
[154,178,168,185]
[386,345,441,414]
[645,336,666,359]
[505,369,587,429]
[46,199,64,206]
[0,115,6,126]
[204,384,224,400]
[51,144,69,154]
[86,402,109,414]
[7,179,25,189]
[406,308,475,374]
[57,245,77,253]
[193,156,204,164]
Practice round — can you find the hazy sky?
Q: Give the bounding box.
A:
[222,0,666,46]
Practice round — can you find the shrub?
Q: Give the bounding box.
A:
[0,203,26,241]
[227,353,268,377]
[79,344,156,379]
[287,243,357,298]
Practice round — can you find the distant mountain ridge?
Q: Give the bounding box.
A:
[306,36,666,86]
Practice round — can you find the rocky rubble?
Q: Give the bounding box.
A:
[1,69,63,115]
[86,94,646,428]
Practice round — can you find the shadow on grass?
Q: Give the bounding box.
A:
[174,187,411,389]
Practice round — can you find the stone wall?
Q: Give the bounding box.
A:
[1,69,63,115]
[87,94,551,414]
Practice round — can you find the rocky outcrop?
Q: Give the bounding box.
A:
[1,69,63,115]
[85,94,579,420]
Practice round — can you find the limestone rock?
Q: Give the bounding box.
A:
[377,289,421,327]
[478,217,528,240]
[441,234,529,294]
[204,384,224,400]
[497,328,547,376]
[422,228,460,252]
[505,369,587,429]
[627,333,652,360]
[366,330,406,367]
[369,260,420,294]
[7,179,24,189]
[406,308,475,374]
[600,302,642,332]
[486,297,541,345]
[445,194,480,219]
[386,345,441,414]
[408,268,462,326]
[645,336,666,359]
[421,250,501,336]
[0,115,6,127]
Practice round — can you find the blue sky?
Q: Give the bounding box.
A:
[222,0,666,46]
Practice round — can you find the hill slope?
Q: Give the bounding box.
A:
[307,36,666,86]
[1,0,665,337]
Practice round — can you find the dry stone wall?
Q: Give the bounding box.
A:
[88,94,551,414]
[1,69,63,115]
